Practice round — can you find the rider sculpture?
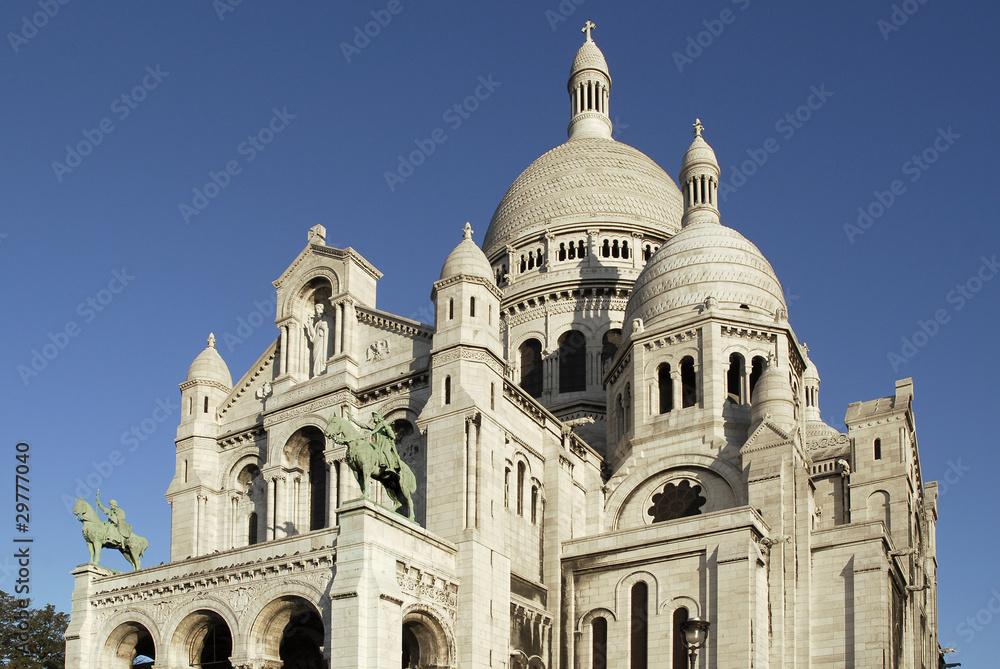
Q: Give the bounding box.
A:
[350,411,400,472]
[97,491,132,540]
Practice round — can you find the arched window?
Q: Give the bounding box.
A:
[648,480,707,522]
[516,462,525,516]
[615,394,624,441]
[578,240,587,257]
[680,356,697,408]
[868,490,891,531]
[531,485,538,524]
[567,242,576,260]
[622,240,630,259]
[204,396,209,413]
[602,239,611,257]
[248,512,259,546]
[444,376,452,405]
[874,438,882,460]
[592,616,608,669]
[520,255,527,273]
[658,363,673,414]
[672,607,689,668]
[749,356,766,402]
[612,240,620,258]
[308,440,327,531]
[644,244,653,262]
[727,352,746,403]
[631,582,648,669]
[448,298,454,320]
[601,329,622,374]
[519,339,543,398]
[504,467,510,508]
[559,243,566,261]
[559,330,587,393]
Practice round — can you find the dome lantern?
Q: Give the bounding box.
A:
[567,21,613,140]
[679,119,722,227]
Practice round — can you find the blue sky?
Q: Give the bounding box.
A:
[2,1,998,663]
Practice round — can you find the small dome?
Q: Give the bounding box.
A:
[624,222,786,333]
[750,361,795,428]
[186,333,233,387]
[570,38,610,80]
[440,223,493,281]
[680,135,720,176]
[803,351,820,383]
[483,138,683,258]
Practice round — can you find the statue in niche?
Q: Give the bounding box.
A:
[305,302,330,377]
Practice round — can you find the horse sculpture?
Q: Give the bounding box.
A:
[72,498,148,570]
[325,414,417,521]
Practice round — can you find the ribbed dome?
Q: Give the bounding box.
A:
[187,334,232,387]
[440,223,493,280]
[624,222,786,332]
[571,39,610,79]
[483,137,683,257]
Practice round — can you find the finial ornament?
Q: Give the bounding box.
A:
[207,333,216,349]
[462,222,473,240]
[693,118,705,138]
[582,20,596,41]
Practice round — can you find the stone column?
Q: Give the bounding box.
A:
[631,232,643,269]
[506,244,517,284]
[586,229,599,266]
[543,231,555,271]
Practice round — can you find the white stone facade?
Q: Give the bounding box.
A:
[66,27,940,669]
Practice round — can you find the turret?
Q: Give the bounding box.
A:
[679,119,721,227]
[179,333,232,431]
[431,223,503,358]
[567,21,613,140]
[749,357,796,432]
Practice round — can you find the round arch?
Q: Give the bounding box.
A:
[615,570,659,621]
[245,591,326,665]
[402,605,455,669]
[605,454,746,530]
[278,268,341,321]
[166,605,238,669]
[94,612,159,669]
[267,413,330,467]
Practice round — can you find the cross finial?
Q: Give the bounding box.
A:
[207,333,216,349]
[693,118,705,138]
[462,222,473,240]
[582,20,596,41]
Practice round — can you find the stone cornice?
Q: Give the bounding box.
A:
[357,372,429,406]
[355,306,434,340]
[432,273,503,301]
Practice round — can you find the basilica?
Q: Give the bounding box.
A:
[65,24,941,669]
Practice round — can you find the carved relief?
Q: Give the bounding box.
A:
[366,338,390,362]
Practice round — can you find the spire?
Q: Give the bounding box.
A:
[462,221,473,240]
[567,21,613,140]
[207,332,216,349]
[679,118,721,227]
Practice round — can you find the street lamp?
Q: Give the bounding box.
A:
[681,616,711,669]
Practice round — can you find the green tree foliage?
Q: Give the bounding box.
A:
[0,591,69,669]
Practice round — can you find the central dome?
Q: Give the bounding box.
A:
[482,136,684,258]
